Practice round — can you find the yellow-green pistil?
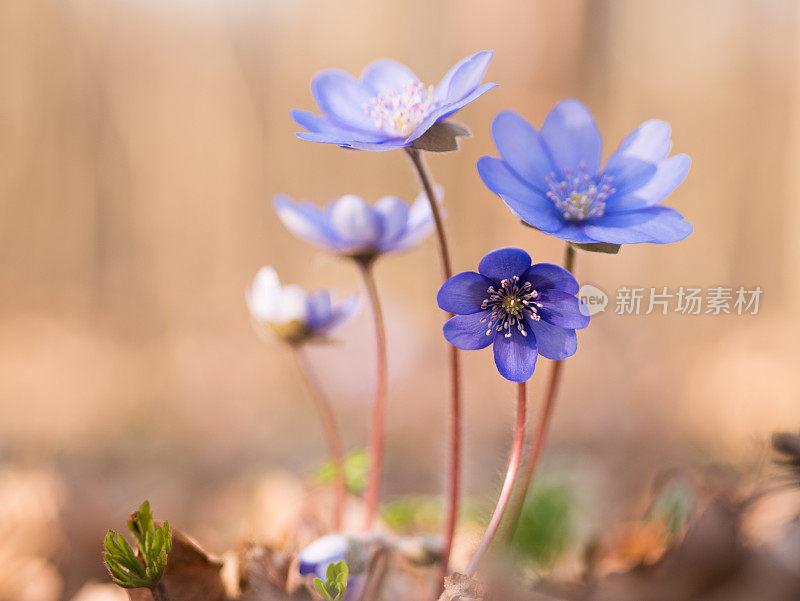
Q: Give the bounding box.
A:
[480,275,543,338]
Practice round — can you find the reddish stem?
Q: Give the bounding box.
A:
[405,148,462,588]
[357,259,389,530]
[291,346,347,530]
[503,243,575,542]
[465,382,528,577]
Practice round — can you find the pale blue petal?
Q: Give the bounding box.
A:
[491,110,555,192]
[327,195,384,250]
[360,59,419,93]
[273,195,337,248]
[541,99,603,175]
[543,222,598,244]
[605,154,691,211]
[292,109,387,143]
[584,206,692,244]
[298,534,348,578]
[311,70,381,132]
[404,82,497,144]
[477,157,563,232]
[318,294,360,334]
[604,119,672,183]
[433,51,494,105]
[385,188,438,252]
[305,290,332,331]
[373,196,410,249]
[342,138,409,152]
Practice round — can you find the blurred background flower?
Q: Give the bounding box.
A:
[273,190,440,259]
[246,266,359,344]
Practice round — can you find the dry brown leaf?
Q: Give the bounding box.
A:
[128,530,225,601]
[438,573,486,601]
[231,542,306,601]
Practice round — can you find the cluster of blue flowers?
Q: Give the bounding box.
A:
[251,50,692,583]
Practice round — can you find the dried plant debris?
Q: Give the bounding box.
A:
[127,530,225,601]
[773,431,800,484]
[438,573,487,601]
[231,543,306,601]
[541,498,800,601]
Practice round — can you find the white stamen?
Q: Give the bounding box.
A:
[363,81,437,137]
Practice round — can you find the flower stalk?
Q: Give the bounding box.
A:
[356,257,389,530]
[465,382,528,577]
[405,147,462,585]
[503,243,575,542]
[290,346,347,530]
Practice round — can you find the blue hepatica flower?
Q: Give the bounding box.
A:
[477,100,692,245]
[437,248,589,383]
[274,190,440,259]
[298,534,365,601]
[292,51,496,151]
[298,534,349,579]
[246,266,359,344]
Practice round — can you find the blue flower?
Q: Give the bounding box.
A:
[298,534,366,601]
[477,100,692,245]
[273,190,440,259]
[298,534,349,579]
[292,51,496,151]
[246,267,359,344]
[437,248,589,382]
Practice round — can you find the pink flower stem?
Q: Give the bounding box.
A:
[405,148,462,589]
[356,258,389,531]
[464,381,528,577]
[290,346,347,530]
[503,243,575,543]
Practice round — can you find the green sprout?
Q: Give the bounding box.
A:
[103,501,172,593]
[380,495,443,533]
[315,449,368,495]
[313,560,349,601]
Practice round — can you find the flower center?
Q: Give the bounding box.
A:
[480,276,542,338]
[364,81,437,137]
[545,165,615,221]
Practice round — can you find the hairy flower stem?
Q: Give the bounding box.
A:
[405,147,462,586]
[290,346,347,530]
[356,258,389,530]
[465,382,527,577]
[502,243,576,542]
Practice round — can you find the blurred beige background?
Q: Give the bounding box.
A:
[1,0,800,597]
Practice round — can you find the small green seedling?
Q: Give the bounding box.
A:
[313,560,349,601]
[103,501,172,593]
[316,449,368,495]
